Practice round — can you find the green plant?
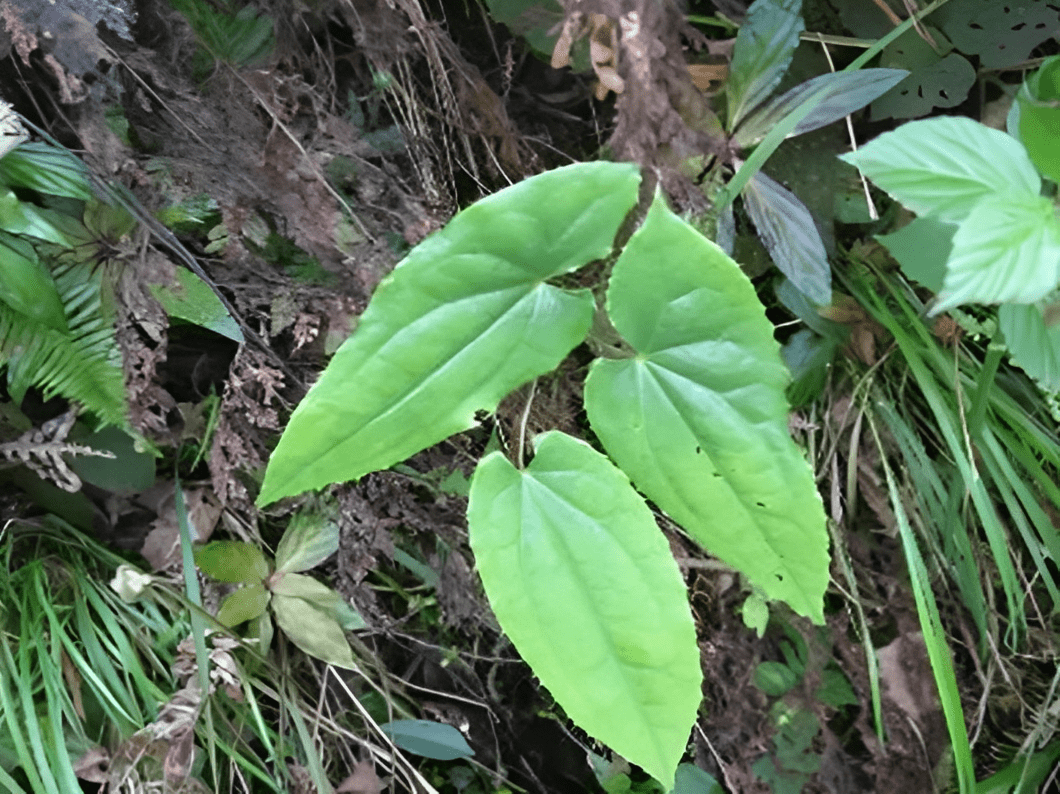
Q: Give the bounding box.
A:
[751,706,820,794]
[748,623,855,793]
[168,0,275,76]
[255,161,830,786]
[0,136,131,426]
[840,269,1060,794]
[0,121,240,438]
[0,518,175,791]
[843,56,1060,401]
[193,508,365,668]
[703,0,909,306]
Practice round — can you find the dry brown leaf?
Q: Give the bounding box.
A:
[818,294,889,366]
[163,727,195,783]
[686,62,727,94]
[140,485,221,571]
[73,746,110,783]
[336,760,383,794]
[61,647,86,721]
[877,631,941,727]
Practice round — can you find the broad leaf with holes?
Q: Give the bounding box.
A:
[468,431,702,789]
[258,162,641,505]
[936,0,1060,69]
[869,28,975,120]
[584,197,829,620]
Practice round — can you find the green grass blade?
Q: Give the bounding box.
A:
[175,474,219,783]
[0,634,49,794]
[869,413,976,793]
[853,274,1026,645]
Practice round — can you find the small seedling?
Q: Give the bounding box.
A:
[194,510,365,668]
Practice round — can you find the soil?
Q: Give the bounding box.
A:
[0,0,1024,791]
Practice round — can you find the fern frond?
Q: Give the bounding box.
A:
[0,258,126,426]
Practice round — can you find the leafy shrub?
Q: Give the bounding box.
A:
[257,161,830,786]
[0,137,129,426]
[844,55,1060,399]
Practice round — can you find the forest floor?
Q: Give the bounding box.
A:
[1,0,1056,791]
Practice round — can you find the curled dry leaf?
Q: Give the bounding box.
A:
[687,62,728,94]
[73,747,110,784]
[550,11,625,99]
[336,760,384,794]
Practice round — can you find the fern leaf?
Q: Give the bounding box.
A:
[0,259,126,426]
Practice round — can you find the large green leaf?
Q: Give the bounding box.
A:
[258,162,641,505]
[934,193,1060,313]
[841,117,1040,222]
[584,197,829,620]
[468,431,702,788]
[725,0,804,131]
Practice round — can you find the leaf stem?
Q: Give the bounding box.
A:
[517,378,537,470]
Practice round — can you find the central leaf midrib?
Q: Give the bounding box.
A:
[517,473,677,767]
[307,281,550,470]
[637,360,817,606]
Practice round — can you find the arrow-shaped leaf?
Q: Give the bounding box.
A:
[468,431,702,789]
[258,162,641,505]
[584,196,829,621]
